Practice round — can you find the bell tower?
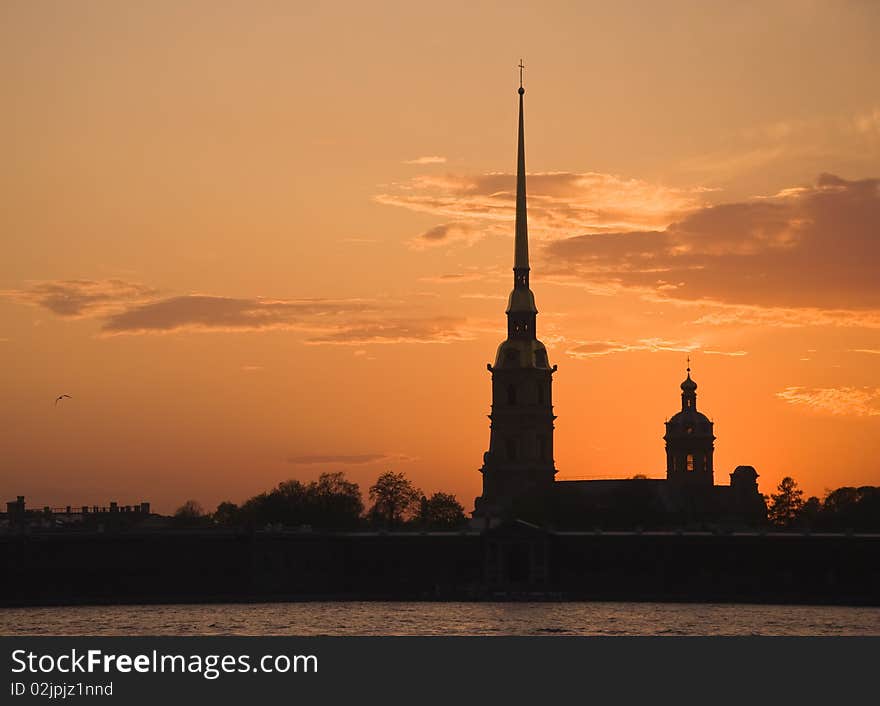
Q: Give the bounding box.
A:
[664,362,715,487]
[474,65,558,520]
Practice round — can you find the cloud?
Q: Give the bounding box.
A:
[420,272,489,284]
[2,279,157,317]
[402,156,447,165]
[101,296,373,335]
[376,171,704,245]
[682,106,880,180]
[543,174,880,312]
[304,316,473,345]
[849,348,880,355]
[565,338,748,359]
[776,386,880,417]
[566,338,699,359]
[852,106,880,138]
[6,282,477,345]
[411,222,483,248]
[688,303,880,330]
[287,453,416,465]
[100,296,473,344]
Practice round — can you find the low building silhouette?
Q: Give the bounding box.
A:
[1,496,153,531]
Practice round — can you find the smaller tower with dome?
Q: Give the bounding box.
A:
[664,361,715,488]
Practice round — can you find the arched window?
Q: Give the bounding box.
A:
[686,454,695,472]
[506,439,517,461]
[507,384,517,405]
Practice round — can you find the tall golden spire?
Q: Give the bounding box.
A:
[514,59,529,272]
[505,60,537,322]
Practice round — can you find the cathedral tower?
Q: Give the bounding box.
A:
[474,69,557,519]
[664,363,715,487]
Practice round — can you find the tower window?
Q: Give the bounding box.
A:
[686,454,695,472]
[537,382,545,404]
[507,384,517,405]
[506,439,517,461]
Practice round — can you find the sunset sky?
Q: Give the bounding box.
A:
[2,1,879,514]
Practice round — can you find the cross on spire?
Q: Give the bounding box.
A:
[518,59,525,88]
[686,355,691,373]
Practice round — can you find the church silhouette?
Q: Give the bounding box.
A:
[473,73,766,529]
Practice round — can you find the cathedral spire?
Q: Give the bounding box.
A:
[514,60,529,272]
[505,62,537,325]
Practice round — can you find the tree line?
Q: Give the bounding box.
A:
[766,477,880,531]
[172,471,468,531]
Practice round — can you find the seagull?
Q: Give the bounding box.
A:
[55,394,72,406]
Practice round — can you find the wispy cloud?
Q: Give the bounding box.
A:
[682,106,880,180]
[411,222,483,248]
[566,338,699,359]
[402,156,447,165]
[1,279,157,317]
[688,303,880,330]
[304,317,472,345]
[377,171,705,248]
[565,337,748,359]
[776,386,880,417]
[4,282,479,345]
[101,295,374,335]
[287,452,416,465]
[419,271,492,284]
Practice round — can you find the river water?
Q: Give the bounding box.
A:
[2,602,879,636]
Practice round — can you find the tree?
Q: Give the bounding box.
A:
[819,486,880,531]
[236,481,309,527]
[767,477,804,528]
[306,472,363,529]
[232,473,364,529]
[368,471,422,527]
[800,496,821,528]
[213,501,239,526]
[173,499,206,527]
[419,492,467,529]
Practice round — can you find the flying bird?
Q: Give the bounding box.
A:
[55,394,72,406]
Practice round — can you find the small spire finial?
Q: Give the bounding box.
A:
[518,59,525,93]
[686,355,691,375]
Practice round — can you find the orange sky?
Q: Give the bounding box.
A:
[2,1,879,513]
